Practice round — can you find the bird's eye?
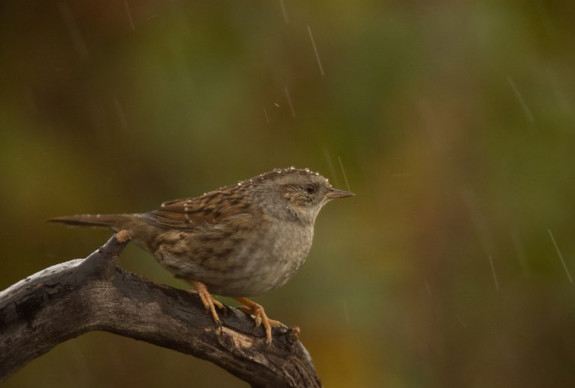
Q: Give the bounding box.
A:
[304,184,316,194]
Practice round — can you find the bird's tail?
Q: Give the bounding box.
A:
[47,214,133,231]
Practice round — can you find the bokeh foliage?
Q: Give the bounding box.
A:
[2,1,575,387]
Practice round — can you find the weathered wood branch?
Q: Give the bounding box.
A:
[0,231,321,387]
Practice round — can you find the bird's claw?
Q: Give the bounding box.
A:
[236,298,281,345]
[190,281,224,324]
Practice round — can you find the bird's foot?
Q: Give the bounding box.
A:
[190,281,224,324]
[235,297,281,345]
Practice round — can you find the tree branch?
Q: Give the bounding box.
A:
[0,231,322,387]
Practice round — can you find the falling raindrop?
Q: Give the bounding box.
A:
[548,228,573,284]
[124,1,136,31]
[284,86,296,118]
[424,280,432,296]
[507,76,535,124]
[455,313,467,328]
[307,25,325,77]
[342,299,350,325]
[279,0,290,24]
[322,148,340,187]
[337,156,351,192]
[488,255,500,290]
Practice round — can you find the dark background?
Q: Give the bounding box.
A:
[2,1,575,386]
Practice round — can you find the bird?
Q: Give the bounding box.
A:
[49,167,354,344]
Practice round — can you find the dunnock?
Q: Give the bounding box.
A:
[49,167,354,343]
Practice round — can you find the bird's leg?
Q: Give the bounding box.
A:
[235,297,281,344]
[190,281,224,324]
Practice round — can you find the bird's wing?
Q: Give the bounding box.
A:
[141,191,257,230]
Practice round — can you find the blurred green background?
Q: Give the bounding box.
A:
[2,0,575,387]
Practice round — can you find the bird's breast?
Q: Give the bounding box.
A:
[240,220,314,294]
[151,220,315,297]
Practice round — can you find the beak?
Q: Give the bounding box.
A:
[325,187,355,199]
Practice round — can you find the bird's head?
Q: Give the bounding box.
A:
[249,167,354,225]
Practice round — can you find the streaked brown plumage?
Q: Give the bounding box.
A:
[49,167,353,343]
